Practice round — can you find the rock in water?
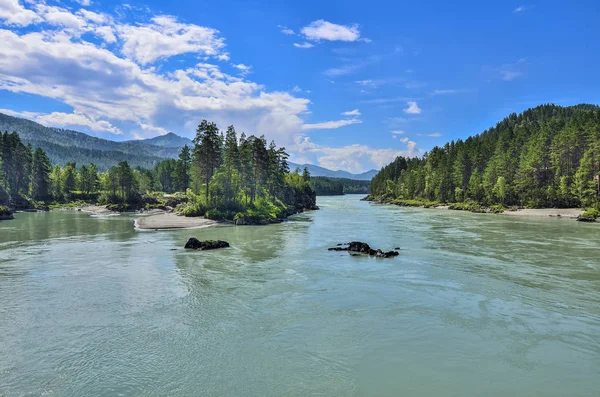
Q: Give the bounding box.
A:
[328,241,399,258]
[184,238,230,250]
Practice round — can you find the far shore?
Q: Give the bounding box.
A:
[500,208,583,219]
[369,198,587,220]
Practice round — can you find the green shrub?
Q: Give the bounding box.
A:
[581,208,600,219]
[205,208,231,220]
[489,204,507,214]
[448,201,486,213]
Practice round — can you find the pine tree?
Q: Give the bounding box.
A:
[193,120,222,201]
[62,162,77,196]
[174,145,191,192]
[30,148,51,200]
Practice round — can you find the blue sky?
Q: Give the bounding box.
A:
[1,0,600,172]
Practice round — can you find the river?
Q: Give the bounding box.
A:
[1,195,599,396]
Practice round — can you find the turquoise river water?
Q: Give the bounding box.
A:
[1,195,599,396]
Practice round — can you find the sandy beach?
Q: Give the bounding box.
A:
[135,212,218,230]
[501,208,584,219]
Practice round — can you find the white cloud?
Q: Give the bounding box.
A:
[513,5,526,13]
[293,42,314,49]
[0,109,122,134]
[399,137,409,143]
[94,25,117,43]
[0,0,42,26]
[232,63,252,75]
[77,0,92,6]
[428,132,442,137]
[342,109,360,116]
[391,130,405,135]
[78,9,109,24]
[302,118,362,130]
[404,101,422,114]
[117,15,227,65]
[293,135,418,173]
[37,112,122,134]
[278,25,295,35]
[0,5,311,143]
[301,20,361,42]
[35,4,88,30]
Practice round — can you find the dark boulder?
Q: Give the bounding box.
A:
[328,241,399,258]
[185,238,230,250]
[577,216,596,222]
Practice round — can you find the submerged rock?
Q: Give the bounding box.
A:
[328,241,399,258]
[184,238,230,250]
[576,215,596,222]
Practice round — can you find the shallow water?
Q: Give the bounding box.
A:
[1,196,599,396]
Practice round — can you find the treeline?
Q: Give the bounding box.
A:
[310,176,371,195]
[0,131,189,206]
[1,120,317,223]
[370,104,600,209]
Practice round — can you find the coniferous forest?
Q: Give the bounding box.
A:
[369,104,600,211]
[0,120,317,223]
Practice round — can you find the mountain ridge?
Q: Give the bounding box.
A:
[0,112,377,179]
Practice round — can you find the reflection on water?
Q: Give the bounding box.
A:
[1,197,600,397]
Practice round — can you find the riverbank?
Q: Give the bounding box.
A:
[0,205,13,220]
[364,196,591,221]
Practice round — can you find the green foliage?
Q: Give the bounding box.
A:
[370,104,600,209]
[1,119,317,222]
[0,204,12,215]
[309,176,371,195]
[581,208,600,219]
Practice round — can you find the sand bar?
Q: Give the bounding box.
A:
[135,213,217,230]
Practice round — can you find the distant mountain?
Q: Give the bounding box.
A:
[0,112,377,179]
[0,113,182,170]
[127,132,193,148]
[289,162,378,180]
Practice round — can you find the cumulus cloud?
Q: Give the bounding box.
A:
[302,118,362,130]
[0,0,42,26]
[342,109,360,116]
[0,3,311,143]
[404,101,422,114]
[293,42,314,49]
[292,136,418,173]
[301,20,361,42]
[0,109,122,134]
[117,16,227,65]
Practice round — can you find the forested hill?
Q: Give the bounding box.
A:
[309,177,371,195]
[0,112,378,179]
[0,113,181,170]
[370,104,600,209]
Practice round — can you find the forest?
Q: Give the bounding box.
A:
[369,104,600,211]
[309,176,371,195]
[0,120,317,223]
